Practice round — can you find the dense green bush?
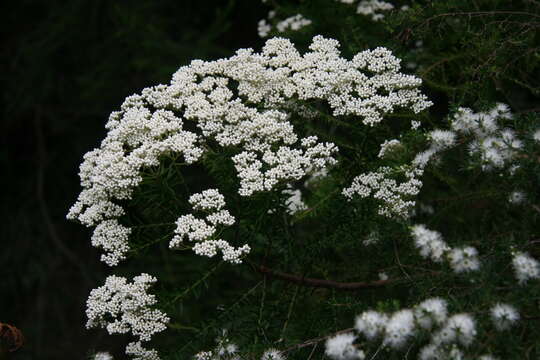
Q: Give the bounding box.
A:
[33,1,540,359]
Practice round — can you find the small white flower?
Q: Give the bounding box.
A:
[490,303,520,331]
[325,333,365,360]
[275,14,312,33]
[447,246,481,273]
[355,310,388,339]
[411,120,421,129]
[478,355,498,360]
[93,352,113,360]
[512,251,540,284]
[429,129,457,150]
[434,314,476,347]
[508,191,526,205]
[418,344,440,360]
[383,309,416,349]
[410,225,450,263]
[414,298,448,330]
[533,129,540,142]
[356,0,394,21]
[261,348,285,360]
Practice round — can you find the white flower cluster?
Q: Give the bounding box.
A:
[332,297,520,359]
[343,166,423,218]
[336,298,478,357]
[258,0,396,38]
[410,225,481,273]
[336,0,394,21]
[93,352,114,360]
[91,219,131,266]
[450,104,522,171]
[258,13,313,38]
[126,341,160,360]
[171,189,249,264]
[344,103,529,219]
[512,251,540,284]
[412,224,537,286]
[257,11,276,38]
[233,135,337,196]
[325,332,365,360]
[326,298,476,360]
[344,120,449,219]
[69,35,430,265]
[533,129,540,142]
[355,0,394,20]
[86,274,169,360]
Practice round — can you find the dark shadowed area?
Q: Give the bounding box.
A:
[1,1,264,358]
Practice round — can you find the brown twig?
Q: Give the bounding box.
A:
[416,11,540,30]
[254,264,397,290]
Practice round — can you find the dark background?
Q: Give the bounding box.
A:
[1,1,265,358]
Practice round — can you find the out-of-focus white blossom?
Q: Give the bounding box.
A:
[261,348,286,360]
[512,251,540,284]
[325,333,365,360]
[411,225,482,273]
[447,246,481,273]
[450,104,522,171]
[429,129,457,150]
[410,225,450,263]
[433,314,476,347]
[334,0,397,21]
[383,309,416,349]
[414,298,448,330]
[93,352,114,360]
[508,190,526,205]
[490,303,520,331]
[355,310,388,340]
[258,13,311,38]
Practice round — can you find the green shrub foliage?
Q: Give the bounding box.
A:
[69,1,540,359]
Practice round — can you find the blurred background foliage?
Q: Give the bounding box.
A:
[1,0,539,359]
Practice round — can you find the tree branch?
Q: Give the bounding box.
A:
[254,264,396,291]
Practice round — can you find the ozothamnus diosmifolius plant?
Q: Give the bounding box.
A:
[70,1,540,360]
